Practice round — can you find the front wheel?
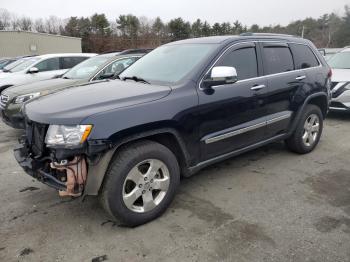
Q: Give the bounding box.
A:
[100,140,180,227]
[285,104,323,154]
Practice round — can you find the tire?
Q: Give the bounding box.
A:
[285,104,323,154]
[100,140,180,227]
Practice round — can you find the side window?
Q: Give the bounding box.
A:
[263,46,294,75]
[35,58,60,72]
[290,44,319,69]
[216,47,258,80]
[95,57,138,80]
[60,57,88,69]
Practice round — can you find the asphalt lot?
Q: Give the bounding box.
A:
[0,113,350,262]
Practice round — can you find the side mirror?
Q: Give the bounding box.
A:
[98,73,115,80]
[28,67,39,74]
[202,66,238,89]
[318,49,326,56]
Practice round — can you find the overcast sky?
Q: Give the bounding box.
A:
[1,0,349,26]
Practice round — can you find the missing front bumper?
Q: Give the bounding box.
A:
[14,144,87,196]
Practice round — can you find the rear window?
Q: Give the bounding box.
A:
[263,46,294,75]
[290,44,319,69]
[60,57,88,69]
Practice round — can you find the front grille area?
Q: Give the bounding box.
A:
[26,121,48,157]
[332,83,348,98]
[330,82,339,90]
[0,94,9,109]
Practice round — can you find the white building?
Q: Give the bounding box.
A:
[0,31,82,57]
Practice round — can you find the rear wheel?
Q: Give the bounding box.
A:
[285,104,323,154]
[100,140,180,227]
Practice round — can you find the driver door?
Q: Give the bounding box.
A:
[197,42,269,161]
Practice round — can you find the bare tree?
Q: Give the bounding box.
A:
[19,16,32,31]
[34,18,45,33]
[0,8,11,30]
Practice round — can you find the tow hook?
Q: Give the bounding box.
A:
[50,156,87,197]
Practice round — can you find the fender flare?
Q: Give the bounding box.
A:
[288,92,328,136]
[84,127,190,196]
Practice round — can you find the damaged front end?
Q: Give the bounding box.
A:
[14,121,111,197]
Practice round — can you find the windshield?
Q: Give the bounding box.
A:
[119,44,218,85]
[0,59,11,69]
[63,55,112,79]
[10,57,40,72]
[3,58,24,71]
[328,51,350,69]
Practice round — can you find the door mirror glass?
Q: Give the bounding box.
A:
[202,66,238,88]
[98,73,115,80]
[28,67,39,74]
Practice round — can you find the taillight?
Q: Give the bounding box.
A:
[327,69,332,79]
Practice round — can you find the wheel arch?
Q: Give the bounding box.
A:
[288,92,328,136]
[84,126,191,196]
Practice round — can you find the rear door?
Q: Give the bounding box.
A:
[198,42,269,161]
[260,42,304,139]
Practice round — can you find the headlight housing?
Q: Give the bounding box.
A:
[14,92,41,104]
[45,125,93,147]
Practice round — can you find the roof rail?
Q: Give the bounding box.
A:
[240,32,299,38]
[119,48,153,55]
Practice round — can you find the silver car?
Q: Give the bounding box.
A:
[0,53,96,93]
[328,48,350,111]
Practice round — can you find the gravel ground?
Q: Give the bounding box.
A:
[0,112,350,262]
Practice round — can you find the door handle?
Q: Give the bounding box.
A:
[295,75,306,81]
[251,84,265,91]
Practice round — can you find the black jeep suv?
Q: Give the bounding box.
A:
[14,34,331,226]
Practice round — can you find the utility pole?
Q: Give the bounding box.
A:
[301,25,305,38]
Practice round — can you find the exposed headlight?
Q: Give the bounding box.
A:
[45,125,93,147]
[345,83,350,90]
[14,92,41,104]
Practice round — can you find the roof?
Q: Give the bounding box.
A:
[168,34,307,45]
[0,30,82,40]
[340,47,350,52]
[35,53,96,59]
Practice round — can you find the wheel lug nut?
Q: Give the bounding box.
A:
[142,190,146,194]
[144,177,148,181]
[139,184,143,188]
[150,179,153,183]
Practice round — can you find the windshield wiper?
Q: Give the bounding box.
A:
[122,76,150,84]
[62,76,70,79]
[2,69,11,72]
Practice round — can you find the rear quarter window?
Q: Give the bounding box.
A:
[290,44,319,69]
[263,46,294,75]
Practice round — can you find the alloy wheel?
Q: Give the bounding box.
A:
[302,114,320,147]
[122,159,170,213]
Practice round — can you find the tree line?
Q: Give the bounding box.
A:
[0,6,349,53]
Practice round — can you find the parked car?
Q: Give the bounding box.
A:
[327,47,350,111]
[0,55,38,72]
[0,53,96,93]
[328,48,350,111]
[0,52,146,129]
[0,57,31,74]
[14,34,330,226]
[318,48,343,61]
[0,58,17,70]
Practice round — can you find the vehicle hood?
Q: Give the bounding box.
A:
[24,80,172,125]
[331,68,350,83]
[3,78,85,98]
